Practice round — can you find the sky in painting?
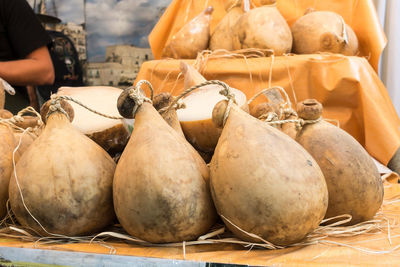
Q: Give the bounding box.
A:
[27,0,171,61]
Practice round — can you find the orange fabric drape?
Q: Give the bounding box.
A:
[149,0,386,72]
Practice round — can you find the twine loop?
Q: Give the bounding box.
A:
[158,100,186,114]
[127,80,154,117]
[248,86,323,129]
[266,116,322,131]
[0,106,43,137]
[7,107,43,128]
[258,112,279,122]
[46,80,155,121]
[46,94,125,121]
[47,95,70,121]
[212,80,236,126]
[9,115,25,124]
[159,80,235,126]
[281,107,297,119]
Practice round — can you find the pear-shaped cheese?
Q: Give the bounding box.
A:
[114,101,216,243]
[210,101,328,246]
[294,99,383,224]
[9,107,116,236]
[163,6,214,59]
[210,0,243,51]
[291,11,358,55]
[0,124,16,218]
[232,1,292,55]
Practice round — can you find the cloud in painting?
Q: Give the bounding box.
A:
[52,0,85,24]
[86,0,171,61]
[27,0,84,24]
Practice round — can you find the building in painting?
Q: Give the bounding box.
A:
[57,23,87,62]
[86,45,153,87]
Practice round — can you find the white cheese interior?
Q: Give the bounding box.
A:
[57,86,124,134]
[177,85,247,121]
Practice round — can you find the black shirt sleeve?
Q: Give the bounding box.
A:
[2,0,52,59]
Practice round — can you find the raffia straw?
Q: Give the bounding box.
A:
[386,217,392,245]
[311,219,382,238]
[3,203,43,238]
[243,0,250,12]
[183,241,186,260]
[198,227,225,240]
[204,0,209,9]
[384,199,400,205]
[88,206,395,251]
[284,54,298,106]
[0,201,13,226]
[2,165,399,255]
[0,106,43,138]
[170,72,184,94]
[147,57,184,95]
[219,214,282,249]
[91,230,279,249]
[157,68,178,93]
[4,202,399,254]
[195,49,273,64]
[247,86,291,108]
[268,54,274,88]
[0,224,116,253]
[381,173,395,182]
[183,0,193,25]
[194,48,274,88]
[226,0,241,12]
[341,23,349,45]
[149,58,172,86]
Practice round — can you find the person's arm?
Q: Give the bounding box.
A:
[0,45,54,86]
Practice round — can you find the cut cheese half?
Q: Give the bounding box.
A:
[178,62,248,152]
[56,86,130,153]
[177,84,248,152]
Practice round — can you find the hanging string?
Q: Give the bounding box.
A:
[159,80,235,118]
[47,95,124,121]
[126,80,154,117]
[247,86,323,129]
[46,96,71,121]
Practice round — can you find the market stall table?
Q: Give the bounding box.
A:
[0,174,399,266]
